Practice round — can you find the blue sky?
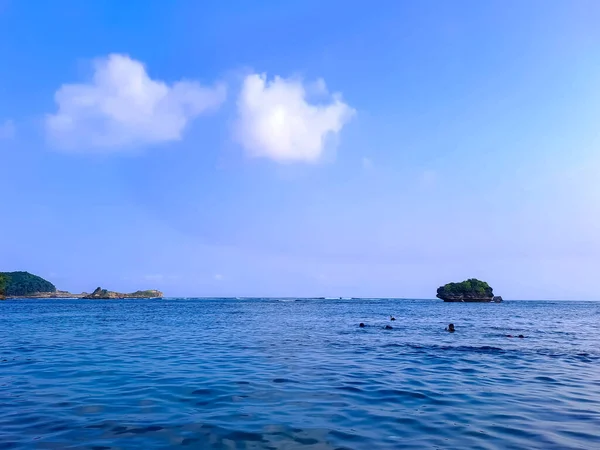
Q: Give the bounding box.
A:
[2,0,600,299]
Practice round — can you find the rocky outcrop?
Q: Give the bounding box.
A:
[7,288,162,299]
[492,296,503,303]
[83,287,163,299]
[437,279,499,303]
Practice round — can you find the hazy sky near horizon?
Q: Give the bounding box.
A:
[2,1,600,299]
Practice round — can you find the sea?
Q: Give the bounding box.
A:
[1,298,599,449]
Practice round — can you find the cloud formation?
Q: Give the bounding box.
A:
[46,54,226,151]
[0,119,15,140]
[235,73,355,163]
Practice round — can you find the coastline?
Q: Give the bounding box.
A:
[5,289,163,300]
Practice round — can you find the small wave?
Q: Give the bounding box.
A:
[337,386,363,393]
[272,378,297,384]
[534,376,558,383]
[191,388,214,396]
[384,343,505,354]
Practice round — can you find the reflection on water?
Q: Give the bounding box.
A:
[1,298,600,449]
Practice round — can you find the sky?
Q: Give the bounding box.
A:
[1,0,600,300]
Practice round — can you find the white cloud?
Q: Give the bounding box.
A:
[235,73,355,163]
[0,119,15,140]
[46,54,226,152]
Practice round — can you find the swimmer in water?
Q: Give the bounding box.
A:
[446,323,455,333]
[359,323,365,328]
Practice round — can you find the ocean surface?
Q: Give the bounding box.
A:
[1,298,600,450]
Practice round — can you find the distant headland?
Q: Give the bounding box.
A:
[0,271,163,300]
[437,278,503,303]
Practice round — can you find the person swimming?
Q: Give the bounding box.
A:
[359,323,365,328]
[390,316,396,321]
[384,325,393,330]
[446,323,455,333]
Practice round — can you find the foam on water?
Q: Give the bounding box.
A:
[1,298,600,449]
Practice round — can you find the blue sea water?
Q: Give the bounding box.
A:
[1,298,600,449]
